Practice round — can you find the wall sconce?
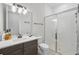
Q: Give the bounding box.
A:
[18,7,23,14]
[11,4,17,13]
[17,4,23,14]
[23,7,28,15]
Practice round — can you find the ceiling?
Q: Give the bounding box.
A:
[46,3,77,9]
[46,3,69,9]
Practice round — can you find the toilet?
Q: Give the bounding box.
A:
[38,43,49,55]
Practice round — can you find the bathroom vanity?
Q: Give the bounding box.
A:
[0,36,41,55]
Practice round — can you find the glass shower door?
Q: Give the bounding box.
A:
[57,10,77,55]
[45,15,58,52]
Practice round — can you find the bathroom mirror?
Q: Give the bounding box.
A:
[5,4,32,36]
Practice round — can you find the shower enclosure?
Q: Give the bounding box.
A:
[44,5,79,55]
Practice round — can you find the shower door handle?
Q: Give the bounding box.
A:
[55,32,57,40]
[52,32,57,40]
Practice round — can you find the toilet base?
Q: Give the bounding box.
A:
[38,47,49,55]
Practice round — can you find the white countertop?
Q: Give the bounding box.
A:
[0,36,41,49]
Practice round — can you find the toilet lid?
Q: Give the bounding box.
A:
[39,43,49,48]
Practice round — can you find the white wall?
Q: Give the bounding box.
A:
[30,4,45,43]
[0,4,4,32]
[45,4,53,16]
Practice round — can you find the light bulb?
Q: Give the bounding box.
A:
[23,8,28,15]
[12,5,17,13]
[18,7,23,14]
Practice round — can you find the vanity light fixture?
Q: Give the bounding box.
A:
[9,3,31,15]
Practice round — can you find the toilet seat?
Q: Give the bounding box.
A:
[39,43,49,49]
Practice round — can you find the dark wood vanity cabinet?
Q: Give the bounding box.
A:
[0,40,38,55]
